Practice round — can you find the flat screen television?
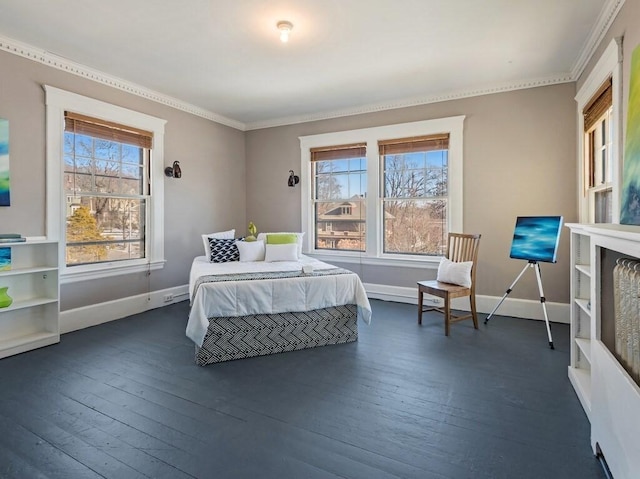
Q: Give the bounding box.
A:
[509,216,563,263]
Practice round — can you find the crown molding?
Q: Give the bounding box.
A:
[1,0,625,134]
[244,74,574,130]
[571,0,625,80]
[242,0,626,131]
[0,33,245,131]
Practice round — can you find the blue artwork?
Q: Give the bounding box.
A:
[509,216,563,263]
[0,118,9,207]
[0,247,10,271]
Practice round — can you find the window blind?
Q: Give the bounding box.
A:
[583,78,612,132]
[310,143,366,161]
[65,111,153,149]
[378,134,449,155]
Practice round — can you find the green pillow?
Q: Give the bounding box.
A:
[266,233,298,245]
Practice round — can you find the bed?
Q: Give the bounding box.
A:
[186,254,372,365]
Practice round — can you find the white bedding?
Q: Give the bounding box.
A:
[186,255,372,347]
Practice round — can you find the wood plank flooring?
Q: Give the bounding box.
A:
[0,299,604,478]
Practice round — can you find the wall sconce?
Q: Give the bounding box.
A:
[165,161,182,178]
[288,170,299,187]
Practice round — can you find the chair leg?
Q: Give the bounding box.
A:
[444,295,451,336]
[418,289,423,325]
[470,293,478,329]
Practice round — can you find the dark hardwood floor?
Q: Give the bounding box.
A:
[0,299,604,479]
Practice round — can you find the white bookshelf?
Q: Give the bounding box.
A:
[0,239,59,359]
[566,223,640,479]
[566,224,592,418]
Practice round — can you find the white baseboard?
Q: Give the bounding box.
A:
[60,280,569,335]
[60,285,189,334]
[364,283,570,324]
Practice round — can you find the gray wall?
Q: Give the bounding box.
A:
[246,84,577,303]
[7,1,635,311]
[0,50,246,311]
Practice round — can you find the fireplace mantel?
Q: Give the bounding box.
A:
[583,222,640,246]
[566,223,640,479]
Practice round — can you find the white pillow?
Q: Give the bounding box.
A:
[236,240,265,262]
[436,257,473,288]
[264,243,299,262]
[257,232,305,255]
[202,229,235,258]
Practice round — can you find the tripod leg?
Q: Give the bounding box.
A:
[485,262,531,324]
[534,263,554,349]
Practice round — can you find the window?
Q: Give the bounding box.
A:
[312,143,366,252]
[300,116,464,265]
[64,113,151,266]
[576,38,622,224]
[45,86,167,282]
[380,134,449,255]
[583,78,613,223]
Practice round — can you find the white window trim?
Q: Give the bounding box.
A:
[300,116,465,264]
[575,37,623,224]
[44,85,167,283]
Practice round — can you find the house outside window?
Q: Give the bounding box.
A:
[312,143,366,252]
[300,116,464,266]
[45,86,166,283]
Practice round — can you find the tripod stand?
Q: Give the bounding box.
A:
[484,260,554,349]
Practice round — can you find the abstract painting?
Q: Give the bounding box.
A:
[0,118,9,207]
[509,216,563,263]
[621,43,640,224]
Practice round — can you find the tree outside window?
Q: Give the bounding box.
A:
[380,135,449,256]
[300,116,464,262]
[64,113,150,267]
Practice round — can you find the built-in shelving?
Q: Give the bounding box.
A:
[566,223,640,478]
[0,239,59,359]
[574,298,591,316]
[568,366,592,413]
[566,224,592,419]
[575,337,592,363]
[575,264,591,277]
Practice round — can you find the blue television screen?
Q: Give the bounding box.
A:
[509,216,563,263]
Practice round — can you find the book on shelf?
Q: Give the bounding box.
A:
[0,237,26,243]
[0,234,22,239]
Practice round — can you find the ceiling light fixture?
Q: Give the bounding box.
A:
[277,21,293,43]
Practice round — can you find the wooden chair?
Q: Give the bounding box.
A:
[417,233,481,335]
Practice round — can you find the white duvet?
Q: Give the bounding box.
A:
[186,255,372,347]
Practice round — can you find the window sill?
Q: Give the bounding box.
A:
[588,183,612,193]
[306,252,441,269]
[61,259,166,284]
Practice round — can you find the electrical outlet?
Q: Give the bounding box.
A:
[163,293,174,303]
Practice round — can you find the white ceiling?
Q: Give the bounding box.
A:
[0,0,619,130]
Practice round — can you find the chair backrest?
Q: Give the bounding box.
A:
[446,233,481,285]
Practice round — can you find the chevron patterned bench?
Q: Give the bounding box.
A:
[195,304,358,365]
